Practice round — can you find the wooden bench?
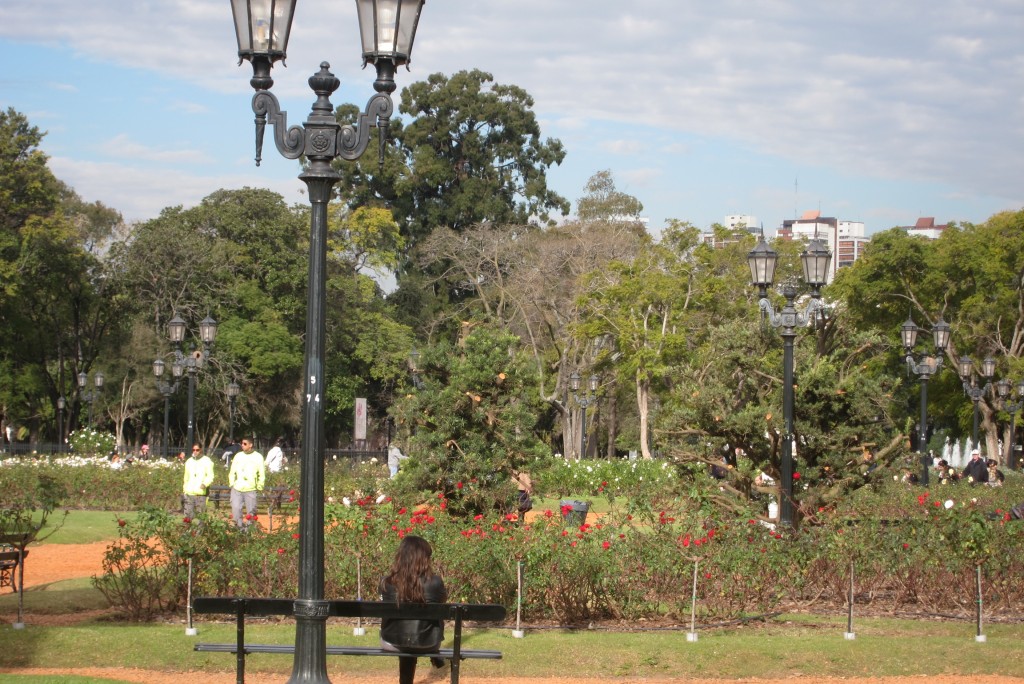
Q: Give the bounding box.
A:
[192,596,505,684]
[193,486,295,530]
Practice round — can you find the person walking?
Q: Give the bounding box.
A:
[265,438,285,473]
[387,443,406,478]
[228,437,265,530]
[182,443,215,519]
[379,535,448,683]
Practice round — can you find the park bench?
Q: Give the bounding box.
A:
[0,533,30,593]
[192,596,505,684]
[193,485,295,530]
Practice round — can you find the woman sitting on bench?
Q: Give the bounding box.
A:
[379,535,448,683]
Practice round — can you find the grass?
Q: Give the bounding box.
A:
[1,615,1023,680]
[35,511,136,546]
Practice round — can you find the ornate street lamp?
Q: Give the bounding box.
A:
[227,382,241,443]
[901,315,951,485]
[228,2,425,682]
[160,315,218,456]
[996,378,1024,470]
[153,358,184,459]
[957,355,996,450]
[77,371,105,428]
[747,235,831,527]
[570,372,599,459]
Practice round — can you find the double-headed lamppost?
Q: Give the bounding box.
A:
[957,355,995,450]
[900,315,951,486]
[229,2,425,682]
[56,396,66,453]
[227,382,241,443]
[152,358,184,458]
[995,378,1024,470]
[747,234,831,527]
[77,371,105,427]
[166,314,218,454]
[569,372,598,459]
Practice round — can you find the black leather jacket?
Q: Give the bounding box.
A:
[379,574,447,651]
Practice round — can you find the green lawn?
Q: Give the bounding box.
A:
[1,615,1022,681]
[34,510,136,545]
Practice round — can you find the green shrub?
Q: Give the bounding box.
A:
[68,429,116,457]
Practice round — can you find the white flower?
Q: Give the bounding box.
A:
[370,457,378,464]
[342,497,351,506]
[944,500,954,509]
[376,494,387,504]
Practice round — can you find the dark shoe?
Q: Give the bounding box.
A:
[431,657,445,669]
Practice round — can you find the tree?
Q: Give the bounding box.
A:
[576,169,643,223]
[830,215,1024,463]
[388,326,550,514]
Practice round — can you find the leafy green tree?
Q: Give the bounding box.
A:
[830,214,1024,463]
[388,326,550,514]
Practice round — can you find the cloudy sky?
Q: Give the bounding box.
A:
[2,1,1022,235]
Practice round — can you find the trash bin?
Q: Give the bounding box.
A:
[560,499,589,526]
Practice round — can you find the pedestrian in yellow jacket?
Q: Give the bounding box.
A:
[183,444,216,519]
[229,437,265,530]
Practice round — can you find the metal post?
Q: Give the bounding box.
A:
[289,171,337,684]
[781,326,796,526]
[163,394,172,459]
[919,377,930,486]
[55,397,63,450]
[580,404,588,459]
[229,396,237,442]
[1010,410,1019,471]
[972,397,981,450]
[186,366,197,456]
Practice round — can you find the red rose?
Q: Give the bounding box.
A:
[793,472,801,480]
[602,541,610,550]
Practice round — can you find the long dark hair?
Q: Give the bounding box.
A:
[383,535,435,603]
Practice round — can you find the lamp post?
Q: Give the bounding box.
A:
[227,382,241,443]
[569,372,598,459]
[77,371,105,428]
[995,378,1024,470]
[228,2,425,682]
[957,355,995,450]
[747,234,831,527]
[408,347,423,389]
[165,314,218,455]
[56,396,66,453]
[900,315,951,486]
[153,358,184,459]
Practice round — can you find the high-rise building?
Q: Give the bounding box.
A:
[776,211,868,283]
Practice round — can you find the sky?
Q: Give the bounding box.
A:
[2,1,1023,237]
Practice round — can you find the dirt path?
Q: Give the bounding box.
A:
[17,539,109,588]
[4,671,1023,684]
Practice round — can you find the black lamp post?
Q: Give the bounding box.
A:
[747,234,831,527]
[227,382,241,443]
[229,2,425,682]
[995,378,1024,470]
[165,314,218,454]
[153,358,184,459]
[569,372,598,459]
[900,315,951,486]
[56,396,66,453]
[77,371,105,428]
[957,355,995,450]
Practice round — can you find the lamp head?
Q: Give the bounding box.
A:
[231,0,297,90]
[746,236,777,297]
[900,317,918,352]
[800,237,832,292]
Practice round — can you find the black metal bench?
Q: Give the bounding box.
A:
[0,533,30,593]
[193,485,295,530]
[0,546,27,592]
[192,596,505,684]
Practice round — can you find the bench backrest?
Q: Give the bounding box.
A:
[192,596,506,622]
